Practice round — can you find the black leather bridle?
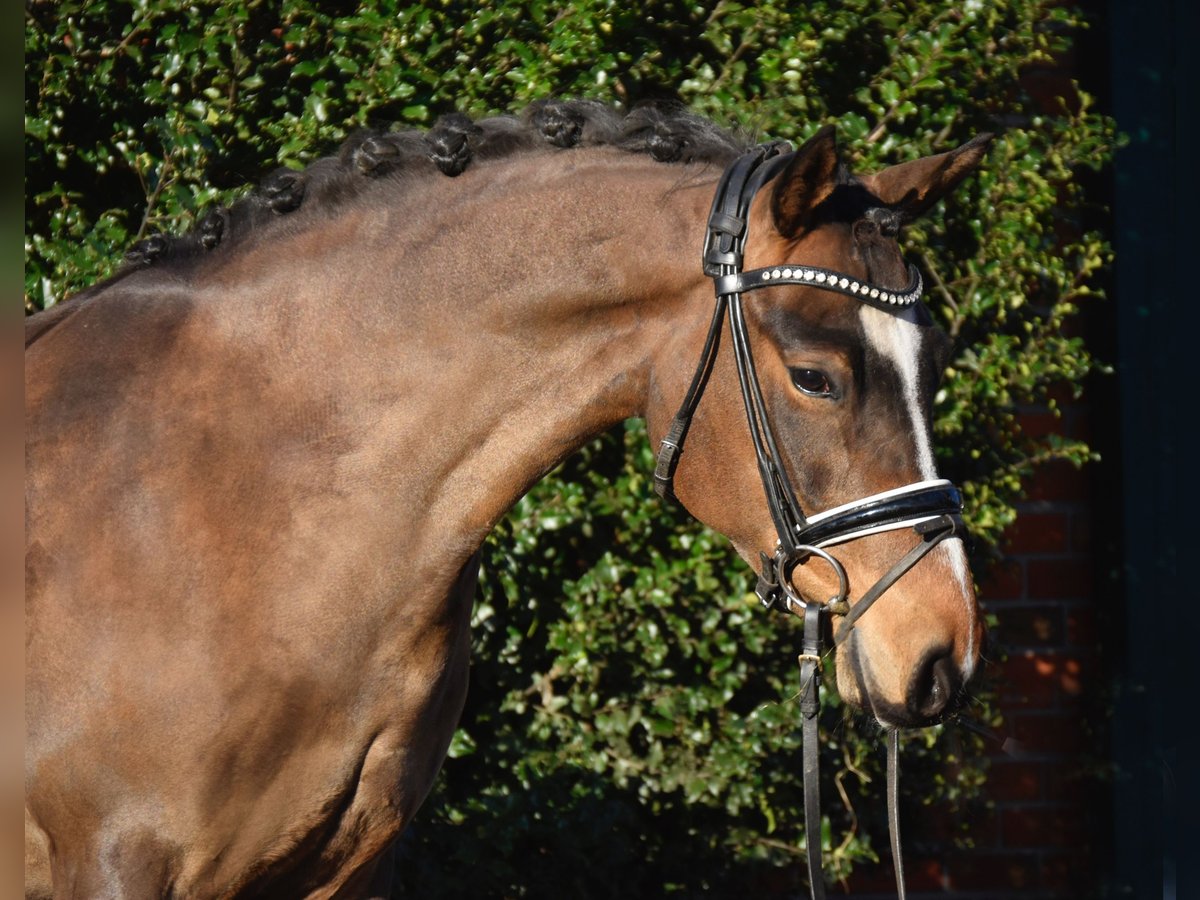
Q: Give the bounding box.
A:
[653,142,967,899]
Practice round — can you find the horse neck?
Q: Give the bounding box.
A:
[207,152,715,563]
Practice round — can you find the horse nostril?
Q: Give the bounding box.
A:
[910,651,962,721]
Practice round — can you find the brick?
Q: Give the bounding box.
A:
[1058,654,1085,698]
[978,559,1025,601]
[1001,806,1087,849]
[1065,406,1093,443]
[744,866,796,895]
[1070,511,1092,553]
[1027,558,1093,600]
[1017,409,1065,439]
[997,653,1059,709]
[1040,851,1098,894]
[1041,761,1103,806]
[1025,460,1089,502]
[843,858,943,893]
[1044,382,1085,406]
[944,853,1039,891]
[995,605,1065,647]
[907,858,947,891]
[1011,712,1087,755]
[987,761,1042,802]
[930,802,1001,849]
[843,866,896,893]
[1066,607,1097,647]
[998,652,1087,704]
[1004,512,1069,554]
[966,806,1002,848]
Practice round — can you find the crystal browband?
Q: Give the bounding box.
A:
[714,261,923,311]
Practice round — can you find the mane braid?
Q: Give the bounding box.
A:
[119,100,752,272]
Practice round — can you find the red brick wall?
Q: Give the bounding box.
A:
[952,406,1104,897]
[840,396,1112,899]
[814,18,1117,895]
[908,16,1117,895]
[927,398,1108,898]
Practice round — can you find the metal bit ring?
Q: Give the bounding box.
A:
[778,545,850,615]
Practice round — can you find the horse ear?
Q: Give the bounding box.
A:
[860,133,994,220]
[770,125,840,238]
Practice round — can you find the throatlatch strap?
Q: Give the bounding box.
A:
[653,293,728,501]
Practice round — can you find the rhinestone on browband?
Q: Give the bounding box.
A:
[714,263,924,312]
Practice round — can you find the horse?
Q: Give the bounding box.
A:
[25,100,989,898]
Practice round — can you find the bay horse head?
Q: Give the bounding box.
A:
[647,125,991,727]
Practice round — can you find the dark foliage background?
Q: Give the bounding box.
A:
[24,1,1117,894]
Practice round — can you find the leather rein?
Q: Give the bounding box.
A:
[653,142,966,899]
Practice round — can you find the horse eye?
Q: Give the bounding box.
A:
[790,368,834,397]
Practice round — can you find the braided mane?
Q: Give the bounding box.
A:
[122,100,751,271]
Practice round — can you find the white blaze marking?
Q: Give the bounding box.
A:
[859,307,935,478]
[859,307,977,677]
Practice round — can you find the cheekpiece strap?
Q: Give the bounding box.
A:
[703,144,792,275]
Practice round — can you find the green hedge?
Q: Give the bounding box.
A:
[25,1,1116,894]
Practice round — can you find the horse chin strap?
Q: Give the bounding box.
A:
[655,143,968,899]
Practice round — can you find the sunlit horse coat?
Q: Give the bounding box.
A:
[26,101,987,897]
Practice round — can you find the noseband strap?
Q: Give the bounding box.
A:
[656,144,969,899]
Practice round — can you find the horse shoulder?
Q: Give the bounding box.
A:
[26,279,203,432]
